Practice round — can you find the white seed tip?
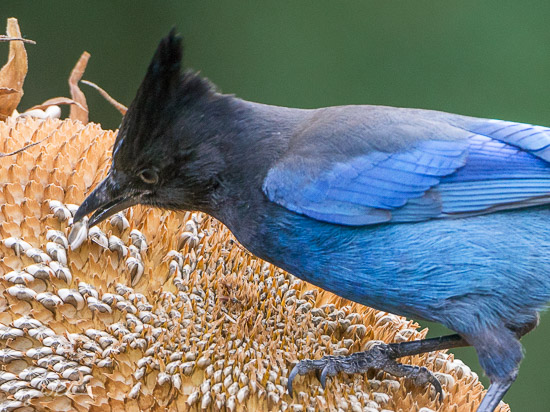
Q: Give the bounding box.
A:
[68,217,89,250]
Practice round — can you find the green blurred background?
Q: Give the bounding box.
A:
[3,1,550,410]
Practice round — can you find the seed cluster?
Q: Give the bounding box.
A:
[0,116,508,411]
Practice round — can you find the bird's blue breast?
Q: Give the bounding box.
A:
[250,205,550,335]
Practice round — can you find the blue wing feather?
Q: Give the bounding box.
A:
[470,120,550,159]
[263,114,550,226]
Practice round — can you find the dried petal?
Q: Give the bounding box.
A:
[68,52,90,122]
[0,19,28,120]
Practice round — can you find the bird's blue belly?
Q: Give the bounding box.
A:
[248,207,550,335]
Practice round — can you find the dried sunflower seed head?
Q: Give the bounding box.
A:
[0,115,504,412]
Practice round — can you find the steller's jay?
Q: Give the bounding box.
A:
[74,31,550,411]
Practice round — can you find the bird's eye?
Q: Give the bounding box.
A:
[138,169,159,185]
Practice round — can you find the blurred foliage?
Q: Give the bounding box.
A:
[3,1,550,409]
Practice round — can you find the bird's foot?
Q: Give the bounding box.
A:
[288,343,442,398]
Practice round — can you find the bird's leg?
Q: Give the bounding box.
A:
[476,372,517,412]
[467,325,524,412]
[288,333,468,395]
[384,333,468,357]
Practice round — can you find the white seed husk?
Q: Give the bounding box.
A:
[46,230,69,249]
[57,289,85,310]
[2,237,32,256]
[129,382,141,399]
[68,218,88,250]
[7,285,37,300]
[13,388,44,401]
[88,226,109,248]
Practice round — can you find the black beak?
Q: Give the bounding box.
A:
[73,172,140,227]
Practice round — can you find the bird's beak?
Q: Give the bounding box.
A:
[73,172,139,227]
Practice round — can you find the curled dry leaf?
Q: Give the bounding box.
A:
[68,51,90,123]
[81,80,127,115]
[27,96,87,113]
[0,18,28,120]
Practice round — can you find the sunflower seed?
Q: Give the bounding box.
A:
[110,212,129,232]
[46,380,68,393]
[25,263,53,280]
[0,371,17,384]
[108,235,128,258]
[2,237,31,256]
[36,292,63,309]
[129,382,141,399]
[49,201,71,221]
[13,388,44,401]
[3,270,33,284]
[57,289,85,310]
[30,372,60,389]
[0,401,24,412]
[68,218,88,250]
[19,367,48,381]
[46,242,67,265]
[49,261,72,283]
[46,230,69,249]
[130,229,147,252]
[0,349,24,363]
[36,355,65,368]
[0,326,25,340]
[89,226,109,248]
[25,248,51,264]
[78,282,99,299]
[0,380,29,394]
[27,327,56,340]
[127,257,145,286]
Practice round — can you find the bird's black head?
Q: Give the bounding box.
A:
[74,30,229,226]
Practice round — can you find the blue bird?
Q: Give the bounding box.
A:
[74,31,550,411]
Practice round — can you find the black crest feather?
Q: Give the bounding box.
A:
[123,29,218,123]
[135,29,183,110]
[137,29,216,109]
[115,29,220,163]
[149,28,182,83]
[113,30,183,164]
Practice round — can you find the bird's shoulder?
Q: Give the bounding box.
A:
[287,105,468,159]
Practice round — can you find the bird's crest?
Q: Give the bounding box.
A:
[113,29,216,163]
[125,29,183,121]
[137,28,216,109]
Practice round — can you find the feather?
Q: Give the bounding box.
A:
[264,118,550,226]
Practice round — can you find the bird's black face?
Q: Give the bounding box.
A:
[72,162,161,227]
[74,30,225,227]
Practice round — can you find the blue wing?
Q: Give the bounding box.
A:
[263,113,550,226]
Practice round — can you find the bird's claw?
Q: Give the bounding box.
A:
[287,346,443,400]
[320,366,328,389]
[288,359,321,394]
[413,366,443,399]
[288,355,349,394]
